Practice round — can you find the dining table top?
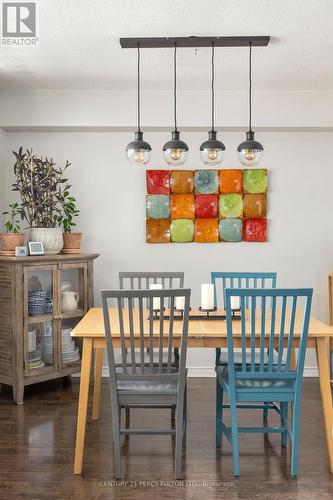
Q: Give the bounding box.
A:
[71,307,333,339]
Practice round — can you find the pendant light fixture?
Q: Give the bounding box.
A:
[200,43,225,166]
[126,45,151,166]
[237,42,263,166]
[163,44,189,166]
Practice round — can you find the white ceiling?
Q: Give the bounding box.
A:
[0,0,332,91]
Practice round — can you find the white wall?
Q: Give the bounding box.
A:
[0,129,7,227]
[4,130,333,374]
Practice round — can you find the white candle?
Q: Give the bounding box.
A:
[201,284,214,310]
[230,296,240,310]
[175,296,185,310]
[149,284,163,310]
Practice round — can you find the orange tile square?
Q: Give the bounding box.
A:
[243,194,267,217]
[194,218,219,243]
[170,170,194,194]
[146,219,170,243]
[219,169,243,193]
[171,194,195,219]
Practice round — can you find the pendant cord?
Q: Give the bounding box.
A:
[174,43,177,132]
[211,43,215,131]
[137,44,141,132]
[249,42,252,132]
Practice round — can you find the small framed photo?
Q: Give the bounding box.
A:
[28,241,44,256]
[15,246,28,257]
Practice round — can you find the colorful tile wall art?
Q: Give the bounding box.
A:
[146,169,268,243]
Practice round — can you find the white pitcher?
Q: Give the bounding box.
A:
[62,290,79,312]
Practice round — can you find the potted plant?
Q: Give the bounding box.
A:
[0,202,25,255]
[58,186,82,254]
[11,148,70,254]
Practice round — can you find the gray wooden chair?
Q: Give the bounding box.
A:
[101,288,191,479]
[119,272,184,423]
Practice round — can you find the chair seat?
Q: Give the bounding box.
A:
[217,349,280,366]
[118,379,178,393]
[216,365,295,392]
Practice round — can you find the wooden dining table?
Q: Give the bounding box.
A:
[72,307,333,475]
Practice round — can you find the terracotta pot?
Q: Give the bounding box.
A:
[29,227,64,255]
[62,232,82,254]
[0,233,25,255]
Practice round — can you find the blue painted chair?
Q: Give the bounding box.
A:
[211,272,277,419]
[216,288,313,477]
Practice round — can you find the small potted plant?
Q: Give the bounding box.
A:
[0,202,25,255]
[11,148,69,254]
[58,186,81,254]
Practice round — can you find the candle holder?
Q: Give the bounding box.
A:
[199,306,217,318]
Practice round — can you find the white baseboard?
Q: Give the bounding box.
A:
[99,366,319,378]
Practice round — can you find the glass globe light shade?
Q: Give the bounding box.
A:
[237,130,263,166]
[200,130,225,166]
[163,130,189,166]
[126,131,151,167]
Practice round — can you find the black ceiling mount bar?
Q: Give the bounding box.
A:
[120,36,270,49]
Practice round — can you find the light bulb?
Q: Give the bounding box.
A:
[207,148,218,161]
[245,149,255,161]
[171,148,181,161]
[134,149,146,163]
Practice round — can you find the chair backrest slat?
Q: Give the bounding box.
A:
[277,295,287,369]
[225,288,313,385]
[268,296,277,371]
[128,296,136,373]
[286,296,297,370]
[241,295,246,372]
[211,272,277,309]
[102,288,191,383]
[259,296,266,371]
[149,297,154,372]
[117,297,127,373]
[250,296,256,372]
[167,296,175,372]
[138,296,145,370]
[158,296,164,373]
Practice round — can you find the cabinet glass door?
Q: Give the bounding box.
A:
[60,263,87,319]
[25,266,57,323]
[59,318,82,369]
[25,320,56,376]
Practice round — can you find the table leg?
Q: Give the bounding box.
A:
[74,337,93,475]
[316,337,333,474]
[92,347,104,421]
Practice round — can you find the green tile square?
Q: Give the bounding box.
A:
[219,219,243,242]
[219,194,243,218]
[146,195,170,219]
[194,170,219,194]
[170,219,194,243]
[243,169,267,194]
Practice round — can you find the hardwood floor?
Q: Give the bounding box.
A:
[0,378,332,499]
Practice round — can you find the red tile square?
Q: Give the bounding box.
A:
[195,195,218,218]
[146,170,170,194]
[243,218,267,242]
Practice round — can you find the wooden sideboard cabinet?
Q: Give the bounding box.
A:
[0,253,99,403]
